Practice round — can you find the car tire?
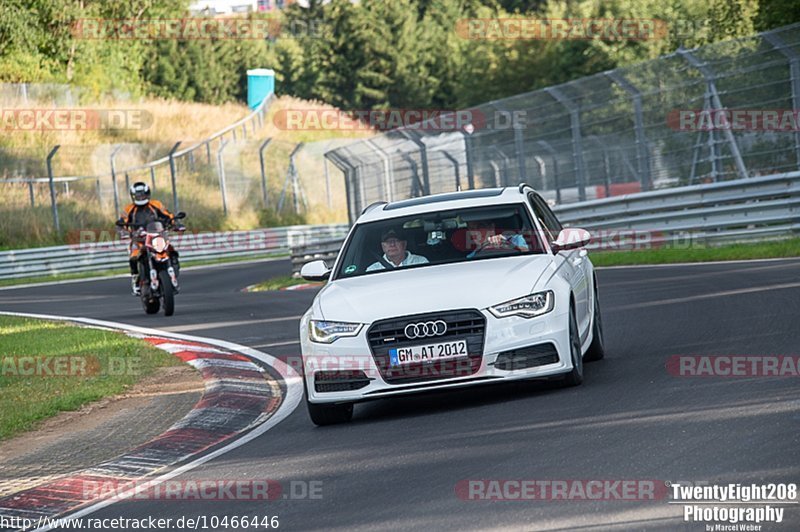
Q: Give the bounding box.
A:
[561,307,584,387]
[307,400,354,426]
[583,286,605,362]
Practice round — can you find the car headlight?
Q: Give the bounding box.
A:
[309,320,363,344]
[488,291,554,319]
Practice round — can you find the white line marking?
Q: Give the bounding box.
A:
[253,340,301,348]
[595,256,800,270]
[609,281,800,311]
[161,315,302,333]
[0,311,303,532]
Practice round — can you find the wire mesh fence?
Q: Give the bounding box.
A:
[0,94,273,245]
[326,23,800,223]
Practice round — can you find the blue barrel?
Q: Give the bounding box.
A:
[247,68,275,109]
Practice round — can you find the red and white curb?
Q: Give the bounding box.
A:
[0,312,303,531]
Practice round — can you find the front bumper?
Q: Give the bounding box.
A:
[301,308,573,404]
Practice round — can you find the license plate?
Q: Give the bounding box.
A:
[389,340,468,367]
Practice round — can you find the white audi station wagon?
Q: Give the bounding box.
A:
[299,185,605,425]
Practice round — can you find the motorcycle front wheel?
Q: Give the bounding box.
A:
[142,296,160,314]
[158,269,175,316]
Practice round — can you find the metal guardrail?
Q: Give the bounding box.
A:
[288,171,800,273]
[553,170,800,246]
[0,224,349,280]
[290,238,347,276]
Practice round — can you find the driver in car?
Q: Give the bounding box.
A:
[466,219,529,258]
[366,228,429,271]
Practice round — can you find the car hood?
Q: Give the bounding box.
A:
[316,255,555,322]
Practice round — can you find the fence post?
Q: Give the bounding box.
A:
[124,172,130,194]
[95,178,102,202]
[493,103,528,183]
[110,145,123,214]
[216,139,229,216]
[28,181,35,207]
[46,145,61,233]
[678,48,748,180]
[206,141,212,165]
[491,146,511,186]
[545,87,586,201]
[463,130,475,190]
[588,135,611,197]
[150,166,156,190]
[605,70,652,190]
[440,150,462,190]
[323,156,333,208]
[364,139,395,201]
[537,140,561,204]
[401,153,423,198]
[325,152,355,223]
[168,141,182,212]
[764,32,800,170]
[259,138,272,208]
[401,130,431,195]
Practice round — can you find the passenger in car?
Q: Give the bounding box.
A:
[366,228,429,271]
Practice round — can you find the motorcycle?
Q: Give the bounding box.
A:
[116,212,186,316]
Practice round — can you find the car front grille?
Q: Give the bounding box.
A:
[367,309,486,384]
[493,343,559,371]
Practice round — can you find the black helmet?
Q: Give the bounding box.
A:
[130,182,150,206]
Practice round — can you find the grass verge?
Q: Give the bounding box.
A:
[589,238,800,267]
[0,315,181,440]
[247,275,323,292]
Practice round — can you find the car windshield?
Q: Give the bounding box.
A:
[333,204,545,280]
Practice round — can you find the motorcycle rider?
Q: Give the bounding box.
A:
[117,182,181,296]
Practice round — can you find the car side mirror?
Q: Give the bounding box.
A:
[175,212,186,219]
[551,228,591,254]
[300,260,331,282]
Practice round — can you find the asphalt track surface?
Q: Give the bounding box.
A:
[1,257,799,531]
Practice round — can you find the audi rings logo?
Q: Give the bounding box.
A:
[404,320,448,339]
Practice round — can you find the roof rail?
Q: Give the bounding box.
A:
[361,201,388,215]
[518,183,533,194]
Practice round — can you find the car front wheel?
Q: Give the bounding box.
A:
[584,285,605,362]
[561,308,584,387]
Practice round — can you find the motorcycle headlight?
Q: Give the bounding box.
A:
[489,290,554,319]
[152,236,168,253]
[309,320,363,344]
